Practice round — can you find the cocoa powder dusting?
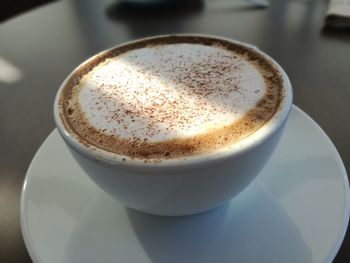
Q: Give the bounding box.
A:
[59,35,284,159]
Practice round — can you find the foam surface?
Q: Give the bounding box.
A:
[77,44,265,142]
[60,36,285,159]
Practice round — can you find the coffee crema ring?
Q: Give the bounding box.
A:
[59,35,285,159]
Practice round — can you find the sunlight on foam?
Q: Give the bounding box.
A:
[0,56,23,84]
[78,44,266,142]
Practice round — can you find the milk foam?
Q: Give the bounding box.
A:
[77,44,266,143]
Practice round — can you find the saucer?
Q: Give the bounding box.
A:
[20,106,349,263]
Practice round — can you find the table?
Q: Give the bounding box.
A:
[0,0,349,262]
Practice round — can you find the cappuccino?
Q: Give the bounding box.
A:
[59,36,285,159]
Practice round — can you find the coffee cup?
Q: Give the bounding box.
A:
[54,34,293,216]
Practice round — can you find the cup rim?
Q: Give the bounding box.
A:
[54,34,293,170]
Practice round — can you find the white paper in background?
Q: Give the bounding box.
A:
[325,0,350,27]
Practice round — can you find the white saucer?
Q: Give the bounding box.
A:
[21,106,349,263]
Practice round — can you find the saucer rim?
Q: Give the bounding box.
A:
[20,105,350,263]
[292,106,349,263]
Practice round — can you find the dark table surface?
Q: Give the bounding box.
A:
[0,0,349,262]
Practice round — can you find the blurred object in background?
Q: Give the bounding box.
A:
[0,0,57,22]
[205,0,269,10]
[117,0,193,8]
[117,0,270,10]
[111,0,204,11]
[0,56,23,84]
[107,0,205,38]
[325,0,350,27]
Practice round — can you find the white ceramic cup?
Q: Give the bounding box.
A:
[54,35,293,216]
